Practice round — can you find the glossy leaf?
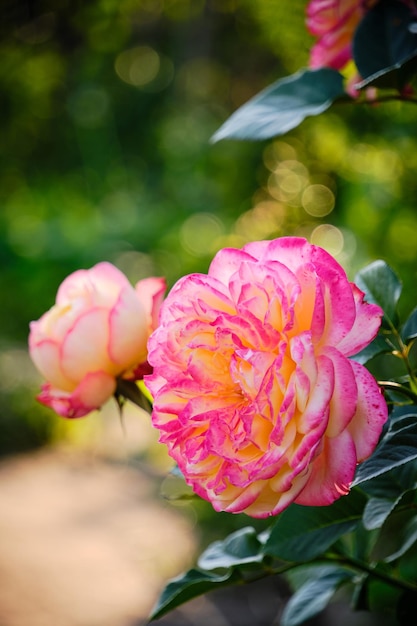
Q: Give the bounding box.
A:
[351,334,391,365]
[355,260,402,325]
[198,526,264,570]
[401,306,417,342]
[359,461,417,499]
[265,490,366,562]
[363,496,402,530]
[353,411,417,488]
[211,68,346,142]
[371,504,417,563]
[149,568,240,620]
[281,565,354,626]
[353,0,417,89]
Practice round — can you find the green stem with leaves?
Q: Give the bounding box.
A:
[324,553,417,594]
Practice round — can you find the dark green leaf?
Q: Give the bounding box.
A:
[351,334,391,365]
[371,499,417,562]
[363,496,402,530]
[355,52,417,90]
[389,404,417,427]
[359,461,417,499]
[353,420,417,487]
[401,306,417,342]
[353,1,417,89]
[198,527,264,570]
[264,490,366,562]
[281,565,354,626]
[354,260,402,325]
[211,69,346,142]
[149,568,239,620]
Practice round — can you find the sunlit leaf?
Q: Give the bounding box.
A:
[281,565,354,626]
[211,68,346,142]
[265,489,366,562]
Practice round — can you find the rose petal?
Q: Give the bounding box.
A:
[29,336,75,391]
[60,307,115,381]
[323,347,358,437]
[56,262,130,308]
[208,247,258,286]
[135,276,167,331]
[108,286,148,368]
[347,360,388,462]
[335,284,383,357]
[38,371,116,419]
[295,429,357,506]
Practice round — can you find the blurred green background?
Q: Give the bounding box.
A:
[1,0,416,457]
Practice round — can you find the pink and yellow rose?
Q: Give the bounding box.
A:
[29,262,165,419]
[146,237,388,518]
[306,0,372,71]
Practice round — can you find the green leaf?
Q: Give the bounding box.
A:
[363,496,402,530]
[360,461,417,499]
[281,565,354,626]
[264,489,367,562]
[353,0,417,90]
[371,497,417,563]
[198,527,264,570]
[351,334,391,365]
[211,68,346,142]
[352,416,417,488]
[149,568,239,620]
[401,306,417,342]
[354,260,402,326]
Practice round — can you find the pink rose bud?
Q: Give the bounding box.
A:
[146,237,388,518]
[29,262,166,419]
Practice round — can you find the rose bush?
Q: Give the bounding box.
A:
[146,237,388,518]
[29,262,165,419]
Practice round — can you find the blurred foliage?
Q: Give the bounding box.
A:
[1,0,417,455]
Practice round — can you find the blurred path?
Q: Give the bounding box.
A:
[0,447,195,626]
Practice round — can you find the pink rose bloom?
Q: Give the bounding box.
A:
[146,238,387,518]
[306,0,370,70]
[29,262,166,419]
